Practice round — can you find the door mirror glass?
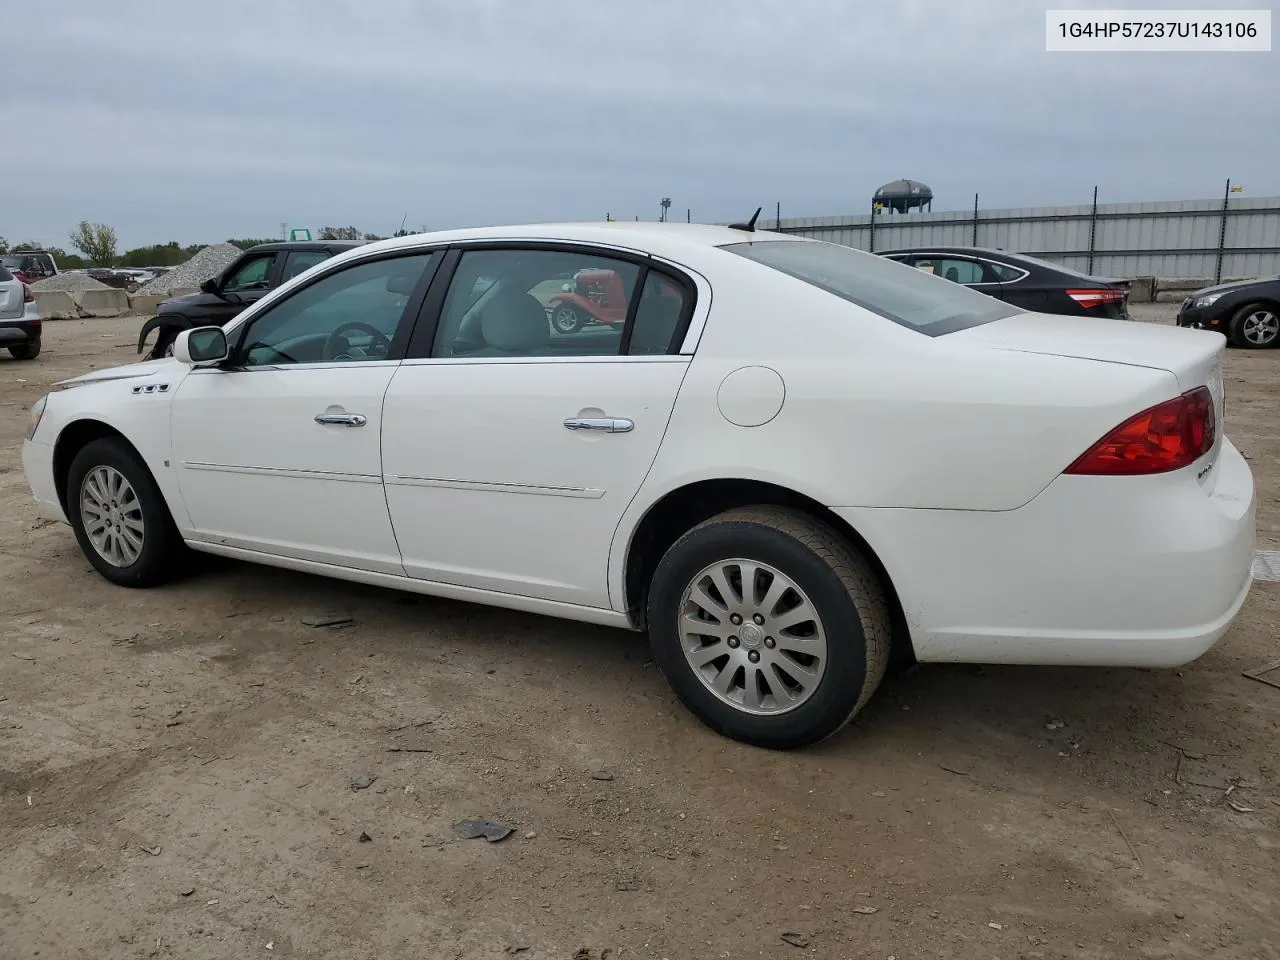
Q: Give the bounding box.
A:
[174,326,229,367]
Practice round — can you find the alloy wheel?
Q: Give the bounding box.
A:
[678,558,828,715]
[1242,309,1280,346]
[80,465,145,567]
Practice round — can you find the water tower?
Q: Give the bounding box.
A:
[873,179,933,214]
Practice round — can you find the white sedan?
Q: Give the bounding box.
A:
[21,221,1256,748]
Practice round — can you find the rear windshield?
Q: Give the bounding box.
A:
[0,266,11,282]
[721,239,1018,335]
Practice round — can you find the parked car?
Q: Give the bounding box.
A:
[136,240,364,359]
[0,265,40,359]
[23,223,1254,749]
[879,246,1131,320]
[1,250,59,285]
[546,266,683,334]
[1176,276,1280,348]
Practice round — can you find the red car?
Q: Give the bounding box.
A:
[546,268,682,334]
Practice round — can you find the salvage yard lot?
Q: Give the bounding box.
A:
[2,308,1278,960]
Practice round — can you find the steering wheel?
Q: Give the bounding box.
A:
[323,321,393,361]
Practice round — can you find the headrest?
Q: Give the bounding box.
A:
[480,292,551,352]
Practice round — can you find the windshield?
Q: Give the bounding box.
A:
[0,256,23,270]
[721,240,1018,335]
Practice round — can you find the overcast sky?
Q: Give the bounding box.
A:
[5,0,1277,249]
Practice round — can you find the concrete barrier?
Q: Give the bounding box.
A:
[128,294,167,316]
[76,288,130,317]
[32,291,78,320]
[1127,277,1156,303]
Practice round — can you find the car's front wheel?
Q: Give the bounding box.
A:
[1228,303,1280,349]
[67,438,186,587]
[646,506,891,749]
[8,339,40,360]
[550,303,584,334]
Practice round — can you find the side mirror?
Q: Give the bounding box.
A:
[174,327,229,367]
[200,278,220,295]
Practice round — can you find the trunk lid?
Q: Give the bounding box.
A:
[952,312,1226,482]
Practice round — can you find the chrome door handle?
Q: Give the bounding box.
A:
[314,413,367,427]
[563,417,634,433]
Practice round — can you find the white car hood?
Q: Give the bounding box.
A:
[57,357,176,388]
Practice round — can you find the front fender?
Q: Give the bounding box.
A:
[136,314,192,354]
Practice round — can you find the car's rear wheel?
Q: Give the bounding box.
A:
[8,339,40,360]
[1228,303,1280,349]
[67,438,186,587]
[646,506,891,749]
[550,303,584,334]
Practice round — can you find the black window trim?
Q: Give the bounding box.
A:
[223,248,444,368]
[400,240,699,362]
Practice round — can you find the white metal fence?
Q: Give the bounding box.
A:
[760,195,1280,280]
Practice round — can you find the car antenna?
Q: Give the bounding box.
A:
[728,207,762,232]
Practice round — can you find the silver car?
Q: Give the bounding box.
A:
[0,265,41,360]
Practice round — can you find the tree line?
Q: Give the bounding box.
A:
[0,223,419,270]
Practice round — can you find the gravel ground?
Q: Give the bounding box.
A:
[31,272,111,292]
[1,308,1278,960]
[138,243,242,295]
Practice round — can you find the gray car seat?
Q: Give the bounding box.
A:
[470,291,551,357]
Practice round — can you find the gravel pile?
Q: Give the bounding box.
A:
[31,272,111,292]
[138,242,243,295]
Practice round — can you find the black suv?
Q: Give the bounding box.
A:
[137,240,364,359]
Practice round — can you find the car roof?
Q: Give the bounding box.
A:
[349,222,812,261]
[246,240,365,253]
[878,246,1017,258]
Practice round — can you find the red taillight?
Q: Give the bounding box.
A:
[1065,386,1216,476]
[22,283,34,303]
[1066,288,1127,308]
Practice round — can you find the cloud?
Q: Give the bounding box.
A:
[5,0,1276,248]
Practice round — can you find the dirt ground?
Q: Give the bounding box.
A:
[2,308,1278,960]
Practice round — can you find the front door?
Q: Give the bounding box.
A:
[381,245,695,609]
[170,251,439,574]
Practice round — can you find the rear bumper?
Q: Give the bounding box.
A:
[21,439,67,523]
[835,438,1256,667]
[0,316,40,345]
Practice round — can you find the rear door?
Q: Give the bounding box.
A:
[380,244,696,609]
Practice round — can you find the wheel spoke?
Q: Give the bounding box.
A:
[687,584,727,620]
[741,670,764,711]
[681,612,734,640]
[774,656,820,685]
[709,566,739,610]
[770,601,819,634]
[769,662,805,702]
[711,662,740,697]
[686,641,728,668]
[119,525,143,554]
[758,573,788,618]
[736,563,760,607]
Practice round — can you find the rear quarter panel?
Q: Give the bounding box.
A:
[609,259,1180,608]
